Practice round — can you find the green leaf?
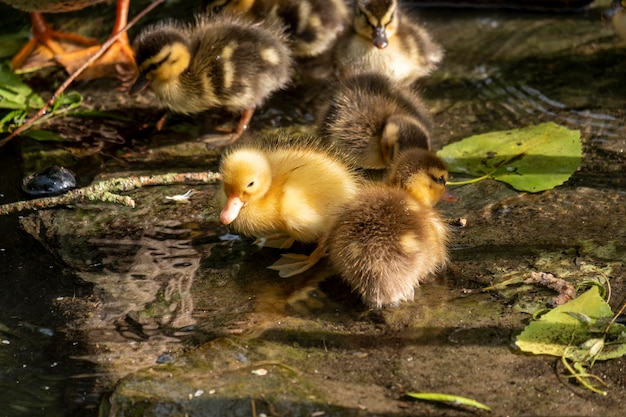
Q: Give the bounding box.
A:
[437,123,582,192]
[52,91,83,112]
[406,392,491,411]
[24,129,65,141]
[0,66,45,110]
[515,286,626,362]
[0,109,28,131]
[0,31,29,59]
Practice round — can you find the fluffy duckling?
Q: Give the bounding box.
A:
[318,72,432,169]
[131,14,294,146]
[3,0,135,79]
[218,135,361,276]
[333,0,443,85]
[204,0,349,59]
[324,148,449,309]
[603,0,626,40]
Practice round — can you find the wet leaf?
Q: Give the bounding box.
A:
[406,392,491,411]
[515,286,626,362]
[437,122,581,192]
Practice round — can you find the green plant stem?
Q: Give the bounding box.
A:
[447,173,492,186]
[560,353,607,396]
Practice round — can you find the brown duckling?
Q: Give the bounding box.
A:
[324,148,449,309]
[603,0,626,40]
[204,0,349,59]
[318,72,432,169]
[131,14,294,146]
[3,0,135,79]
[333,0,443,85]
[218,134,361,276]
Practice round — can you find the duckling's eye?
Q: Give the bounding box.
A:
[430,174,446,185]
[247,181,255,188]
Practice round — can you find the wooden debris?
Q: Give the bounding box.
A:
[524,271,577,306]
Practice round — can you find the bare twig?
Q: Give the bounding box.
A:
[0,0,165,148]
[0,171,221,215]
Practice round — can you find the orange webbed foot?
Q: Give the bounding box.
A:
[55,32,137,81]
[12,0,136,81]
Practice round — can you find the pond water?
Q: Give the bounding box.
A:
[0,1,625,416]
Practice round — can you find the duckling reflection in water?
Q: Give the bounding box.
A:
[218,134,361,276]
[324,148,450,309]
[333,0,443,85]
[603,0,626,40]
[130,13,294,147]
[318,72,432,169]
[204,0,349,59]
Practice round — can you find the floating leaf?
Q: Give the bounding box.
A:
[406,392,491,411]
[437,123,581,192]
[515,286,626,362]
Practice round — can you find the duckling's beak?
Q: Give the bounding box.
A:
[441,188,458,203]
[602,0,623,21]
[129,74,151,95]
[220,196,244,225]
[372,27,388,49]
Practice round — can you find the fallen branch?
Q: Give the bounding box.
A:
[0,0,165,148]
[0,171,221,215]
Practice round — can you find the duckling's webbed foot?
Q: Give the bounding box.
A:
[199,133,240,148]
[200,107,256,148]
[12,12,99,72]
[268,245,325,278]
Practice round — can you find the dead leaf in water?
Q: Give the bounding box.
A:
[437,122,581,192]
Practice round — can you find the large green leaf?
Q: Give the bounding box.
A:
[437,123,581,192]
[515,286,626,361]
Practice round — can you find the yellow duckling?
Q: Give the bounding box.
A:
[333,0,443,85]
[130,14,294,146]
[318,72,432,169]
[3,0,135,79]
[324,148,449,309]
[603,0,626,40]
[218,134,361,276]
[204,0,349,59]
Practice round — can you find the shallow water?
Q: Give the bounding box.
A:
[0,1,625,416]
